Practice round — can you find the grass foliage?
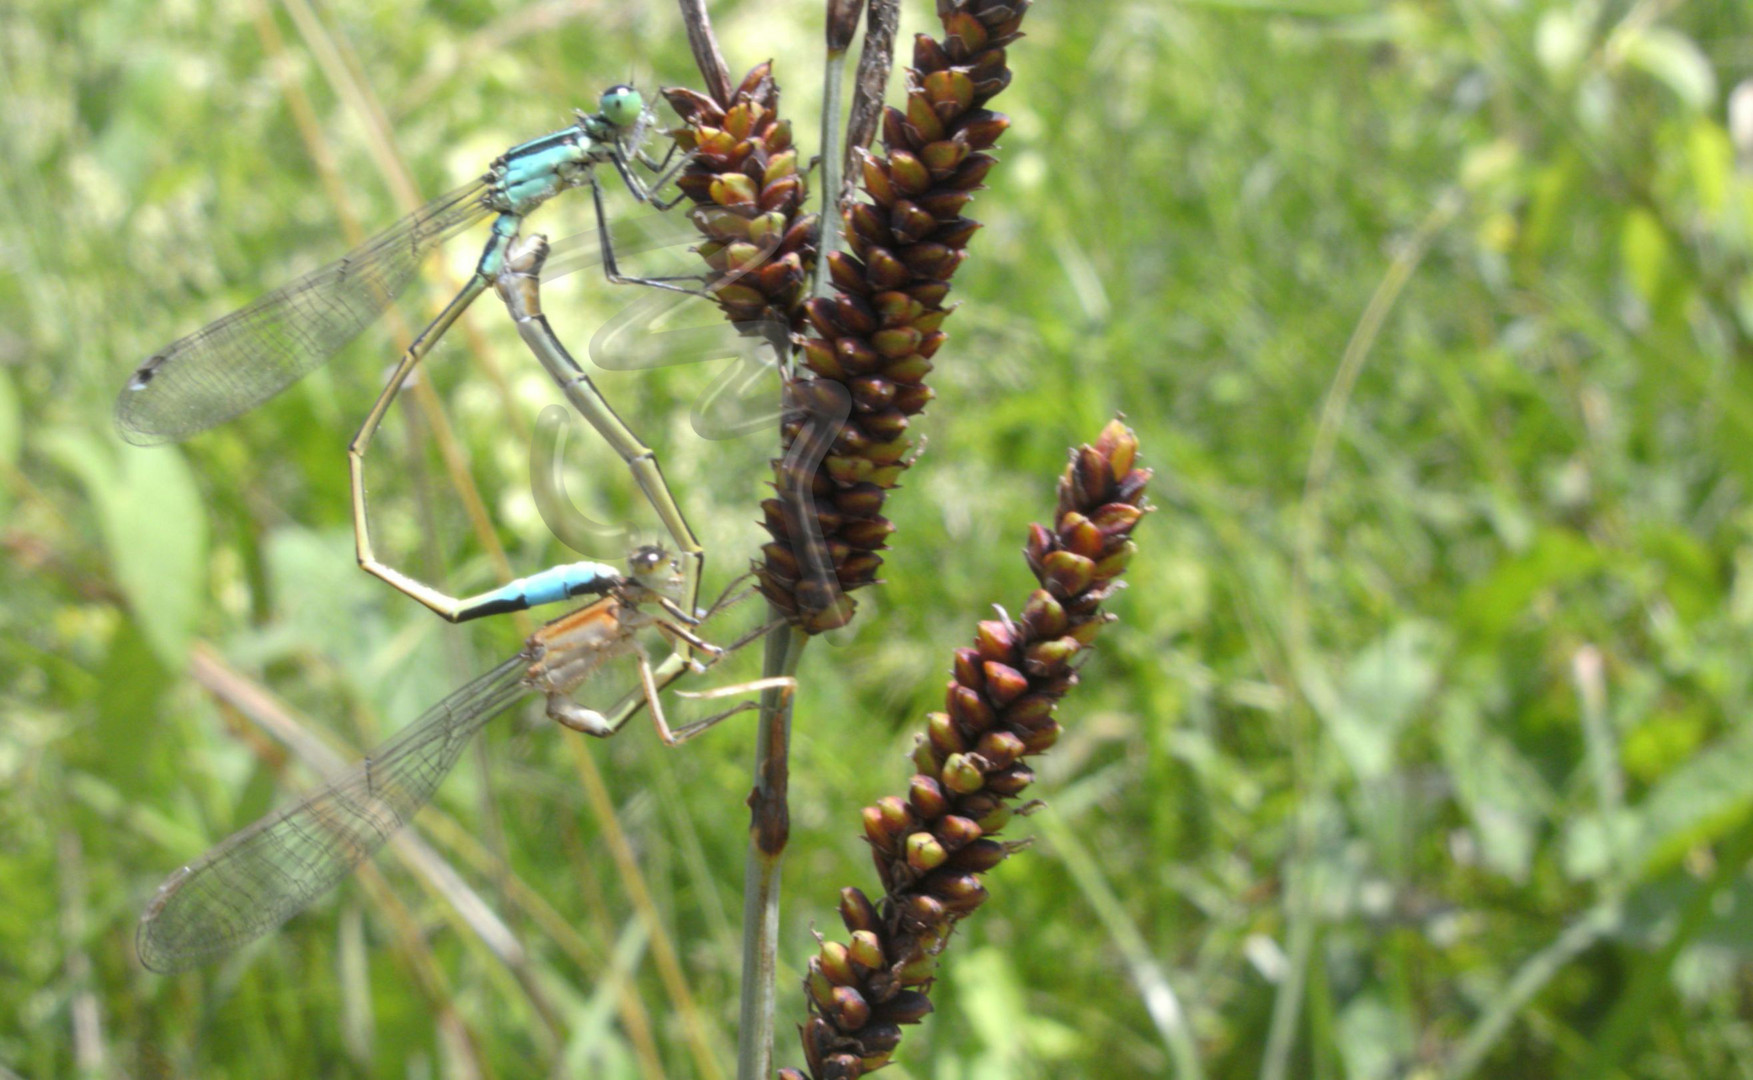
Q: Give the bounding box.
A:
[3,0,1753,1076]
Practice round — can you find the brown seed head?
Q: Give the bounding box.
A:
[790,418,1149,1078]
[737,0,1032,633]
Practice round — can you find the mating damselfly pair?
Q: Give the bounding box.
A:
[122,85,791,972]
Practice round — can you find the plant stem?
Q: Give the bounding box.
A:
[675,0,733,106]
[841,0,898,204]
[737,620,808,1080]
[813,10,852,302]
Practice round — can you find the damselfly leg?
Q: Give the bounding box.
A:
[338,99,710,626]
[532,574,791,745]
[349,225,711,646]
[136,546,794,974]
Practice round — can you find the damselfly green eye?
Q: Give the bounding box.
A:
[600,84,644,129]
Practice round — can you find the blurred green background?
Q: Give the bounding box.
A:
[4,0,1753,1076]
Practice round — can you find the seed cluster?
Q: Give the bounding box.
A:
[769,0,1030,633]
[779,421,1151,1080]
[669,2,1031,634]
[663,63,819,334]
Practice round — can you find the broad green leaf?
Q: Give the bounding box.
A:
[1619,725,1753,881]
[1337,991,1413,1080]
[1687,120,1734,217]
[260,526,442,715]
[110,447,208,668]
[1457,528,1602,643]
[1460,138,1521,196]
[39,429,207,668]
[1619,26,1717,112]
[1535,9,1586,82]
[263,526,385,668]
[1562,809,1641,882]
[1672,944,1741,1005]
[0,367,19,469]
[960,945,1029,1053]
[1522,153,1582,257]
[956,947,1082,1064]
[1621,873,1753,953]
[1320,622,1440,782]
[1622,698,1709,786]
[1577,70,1618,137]
[1440,698,1551,882]
[88,619,171,792]
[1636,523,1718,625]
[1620,207,1671,308]
[259,525,475,729]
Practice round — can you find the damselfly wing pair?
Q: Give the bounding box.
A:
[121,85,790,972]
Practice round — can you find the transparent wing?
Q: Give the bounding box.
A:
[115,179,493,445]
[136,654,529,973]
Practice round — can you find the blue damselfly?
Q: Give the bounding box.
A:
[117,85,707,629]
[136,546,790,973]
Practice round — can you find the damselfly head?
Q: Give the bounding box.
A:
[599,85,644,131]
[624,542,682,595]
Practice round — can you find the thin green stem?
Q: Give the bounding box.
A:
[737,620,807,1080]
[1261,844,1322,1080]
[568,734,730,1080]
[1268,189,1465,1080]
[1573,645,1629,892]
[813,43,849,302]
[1443,903,1623,1079]
[1039,808,1205,1078]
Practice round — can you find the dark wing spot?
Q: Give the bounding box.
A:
[128,354,167,390]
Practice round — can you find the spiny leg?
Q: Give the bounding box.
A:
[637,640,797,747]
[544,635,677,740]
[699,572,760,620]
[598,155,785,310]
[665,671,797,745]
[614,139,694,211]
[634,134,681,175]
[558,604,792,742]
[649,603,791,671]
[591,172,704,294]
